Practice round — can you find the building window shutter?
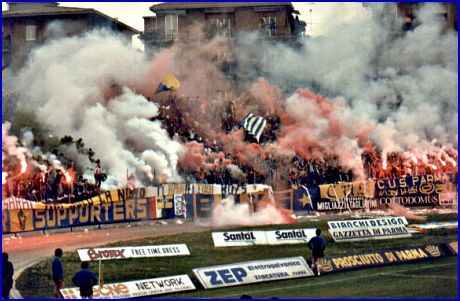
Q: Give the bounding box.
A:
[165,15,178,40]
[25,24,37,41]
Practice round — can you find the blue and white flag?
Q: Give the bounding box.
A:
[243,113,267,143]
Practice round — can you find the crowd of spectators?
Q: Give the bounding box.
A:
[3,162,101,204]
[2,95,458,203]
[154,96,457,190]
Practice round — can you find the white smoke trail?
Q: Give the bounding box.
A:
[12,30,184,189]
[211,196,294,227]
[2,122,28,171]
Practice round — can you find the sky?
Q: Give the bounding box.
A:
[2,2,371,35]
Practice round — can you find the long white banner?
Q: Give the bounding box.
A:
[212,229,318,247]
[328,216,411,242]
[60,274,195,299]
[77,244,190,261]
[193,256,314,289]
[212,231,267,247]
[265,229,317,245]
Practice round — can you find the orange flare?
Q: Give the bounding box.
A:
[20,161,27,174]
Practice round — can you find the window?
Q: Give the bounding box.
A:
[165,15,178,41]
[260,16,276,36]
[211,18,231,37]
[25,24,37,41]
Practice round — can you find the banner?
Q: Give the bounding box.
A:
[60,274,195,299]
[193,256,313,289]
[212,229,318,247]
[447,241,458,255]
[292,186,317,211]
[2,184,271,233]
[265,229,317,245]
[212,231,267,247]
[2,188,156,233]
[77,244,190,261]
[173,195,186,218]
[154,183,269,197]
[375,174,447,207]
[315,180,377,212]
[317,243,454,273]
[290,174,457,212]
[328,217,411,242]
[320,180,375,200]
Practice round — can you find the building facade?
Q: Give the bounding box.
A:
[140,2,306,100]
[2,2,139,70]
[140,2,306,51]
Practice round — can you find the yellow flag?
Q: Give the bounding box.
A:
[156,70,180,93]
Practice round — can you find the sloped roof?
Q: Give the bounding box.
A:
[151,2,294,12]
[3,4,140,34]
[2,4,92,16]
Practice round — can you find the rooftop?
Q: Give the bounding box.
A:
[150,2,295,12]
[3,2,140,34]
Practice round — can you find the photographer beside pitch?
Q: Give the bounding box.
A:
[307,229,326,276]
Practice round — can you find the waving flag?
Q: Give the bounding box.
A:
[155,70,180,94]
[243,113,267,143]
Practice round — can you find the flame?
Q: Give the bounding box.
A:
[430,164,438,171]
[64,170,72,183]
[2,172,7,185]
[20,161,27,174]
[381,152,387,170]
[411,154,418,164]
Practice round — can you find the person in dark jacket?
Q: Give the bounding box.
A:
[2,253,14,299]
[307,229,326,276]
[52,248,64,298]
[72,262,98,299]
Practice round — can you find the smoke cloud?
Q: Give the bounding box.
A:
[11,30,184,189]
[222,3,458,179]
[211,196,297,227]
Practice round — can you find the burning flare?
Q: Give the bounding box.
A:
[382,159,387,170]
[20,161,27,174]
[64,170,72,183]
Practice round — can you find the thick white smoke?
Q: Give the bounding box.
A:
[211,196,295,227]
[12,30,184,189]
[2,122,28,171]
[242,3,457,168]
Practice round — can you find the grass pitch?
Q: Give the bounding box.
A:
[16,214,458,299]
